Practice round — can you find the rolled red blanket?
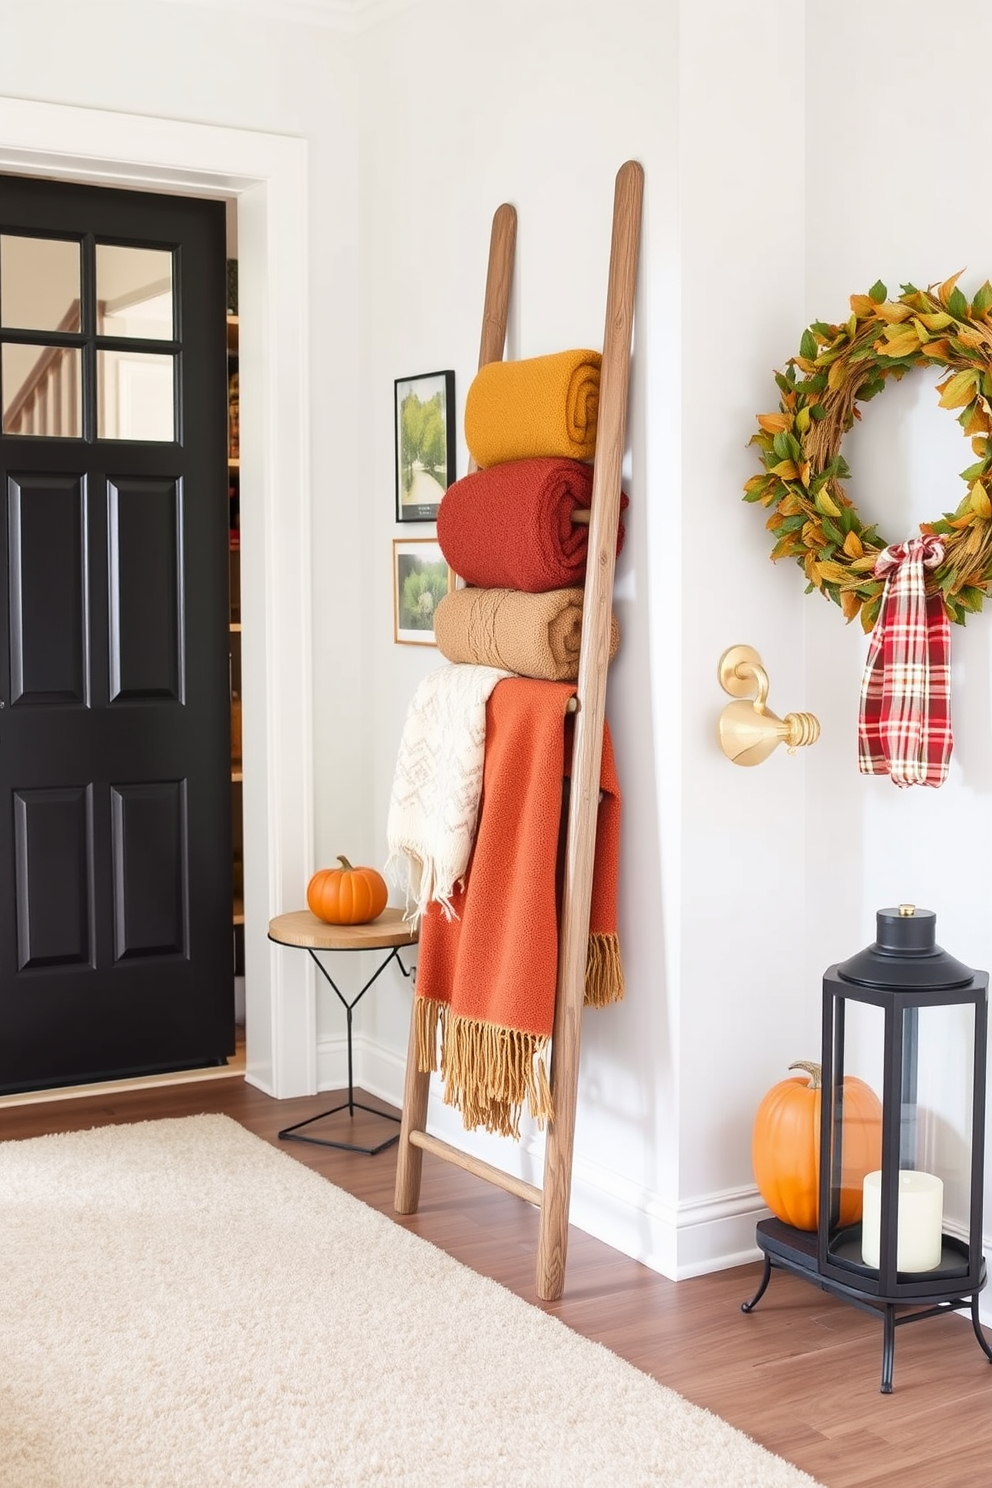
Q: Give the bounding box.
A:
[436,457,627,592]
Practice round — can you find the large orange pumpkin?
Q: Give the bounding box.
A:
[752,1060,882,1231]
[307,856,388,926]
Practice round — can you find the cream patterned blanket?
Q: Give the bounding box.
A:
[385,663,512,925]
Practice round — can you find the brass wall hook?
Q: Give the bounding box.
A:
[717,645,820,767]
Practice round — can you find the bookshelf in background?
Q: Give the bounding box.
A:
[227,260,244,993]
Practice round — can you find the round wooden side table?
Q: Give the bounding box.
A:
[268,908,418,1155]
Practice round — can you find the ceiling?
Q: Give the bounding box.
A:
[154,0,415,31]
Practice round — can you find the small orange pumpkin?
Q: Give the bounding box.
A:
[752,1060,882,1231]
[306,856,388,926]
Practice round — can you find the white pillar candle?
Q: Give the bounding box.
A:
[861,1170,944,1272]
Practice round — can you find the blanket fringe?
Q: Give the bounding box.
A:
[415,993,442,1073]
[584,932,624,1008]
[416,997,553,1139]
[384,847,462,930]
[414,930,621,1139]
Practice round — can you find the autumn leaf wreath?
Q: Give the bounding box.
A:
[745,271,992,631]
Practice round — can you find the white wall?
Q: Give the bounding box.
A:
[357,0,682,1249]
[674,0,809,1270]
[3,0,990,1307]
[354,0,992,1293]
[804,0,992,971]
[803,0,992,1279]
[354,0,811,1278]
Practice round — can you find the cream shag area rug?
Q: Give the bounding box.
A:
[0,1115,823,1488]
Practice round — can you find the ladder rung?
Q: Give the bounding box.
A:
[408,1129,542,1206]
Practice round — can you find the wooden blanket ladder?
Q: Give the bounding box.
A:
[393,159,644,1303]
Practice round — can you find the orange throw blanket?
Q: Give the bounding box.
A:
[415,677,623,1138]
[464,350,602,467]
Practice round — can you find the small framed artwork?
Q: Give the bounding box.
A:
[393,538,452,645]
[394,369,456,522]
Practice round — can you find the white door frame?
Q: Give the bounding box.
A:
[0,95,317,1099]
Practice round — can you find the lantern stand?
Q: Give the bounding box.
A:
[742,906,992,1393]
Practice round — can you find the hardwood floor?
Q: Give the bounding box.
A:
[5,1075,991,1488]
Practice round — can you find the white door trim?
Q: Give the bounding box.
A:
[0,95,316,1099]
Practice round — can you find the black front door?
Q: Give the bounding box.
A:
[0,173,233,1093]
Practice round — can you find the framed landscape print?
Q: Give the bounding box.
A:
[392,538,452,645]
[394,370,456,522]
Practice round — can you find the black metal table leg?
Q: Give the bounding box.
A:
[274,940,415,1156]
[741,1254,773,1313]
[744,1219,992,1393]
[880,1305,895,1394]
[970,1295,992,1364]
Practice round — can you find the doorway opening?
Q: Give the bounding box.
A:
[0,96,316,1102]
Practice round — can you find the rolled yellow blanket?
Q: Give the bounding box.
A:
[464,349,602,467]
[433,586,619,683]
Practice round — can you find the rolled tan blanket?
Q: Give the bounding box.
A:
[433,586,620,683]
[437,457,628,593]
[464,349,602,467]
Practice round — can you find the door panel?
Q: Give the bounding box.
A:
[0,172,232,1093]
[109,476,182,701]
[8,471,87,704]
[111,781,187,960]
[14,785,91,969]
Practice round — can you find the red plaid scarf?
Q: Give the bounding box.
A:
[858,534,952,788]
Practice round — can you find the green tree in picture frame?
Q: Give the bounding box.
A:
[418,395,447,480]
[399,558,448,629]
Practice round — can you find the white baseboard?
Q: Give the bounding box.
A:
[322,1033,992,1327]
[317,1030,404,1105]
[325,1032,764,1279]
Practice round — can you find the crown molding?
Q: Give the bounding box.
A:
[154,0,416,33]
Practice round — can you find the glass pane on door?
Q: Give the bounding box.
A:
[96,348,175,441]
[95,245,173,338]
[0,235,80,332]
[2,343,82,436]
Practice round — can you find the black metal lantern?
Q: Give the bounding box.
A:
[743,905,992,1393]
